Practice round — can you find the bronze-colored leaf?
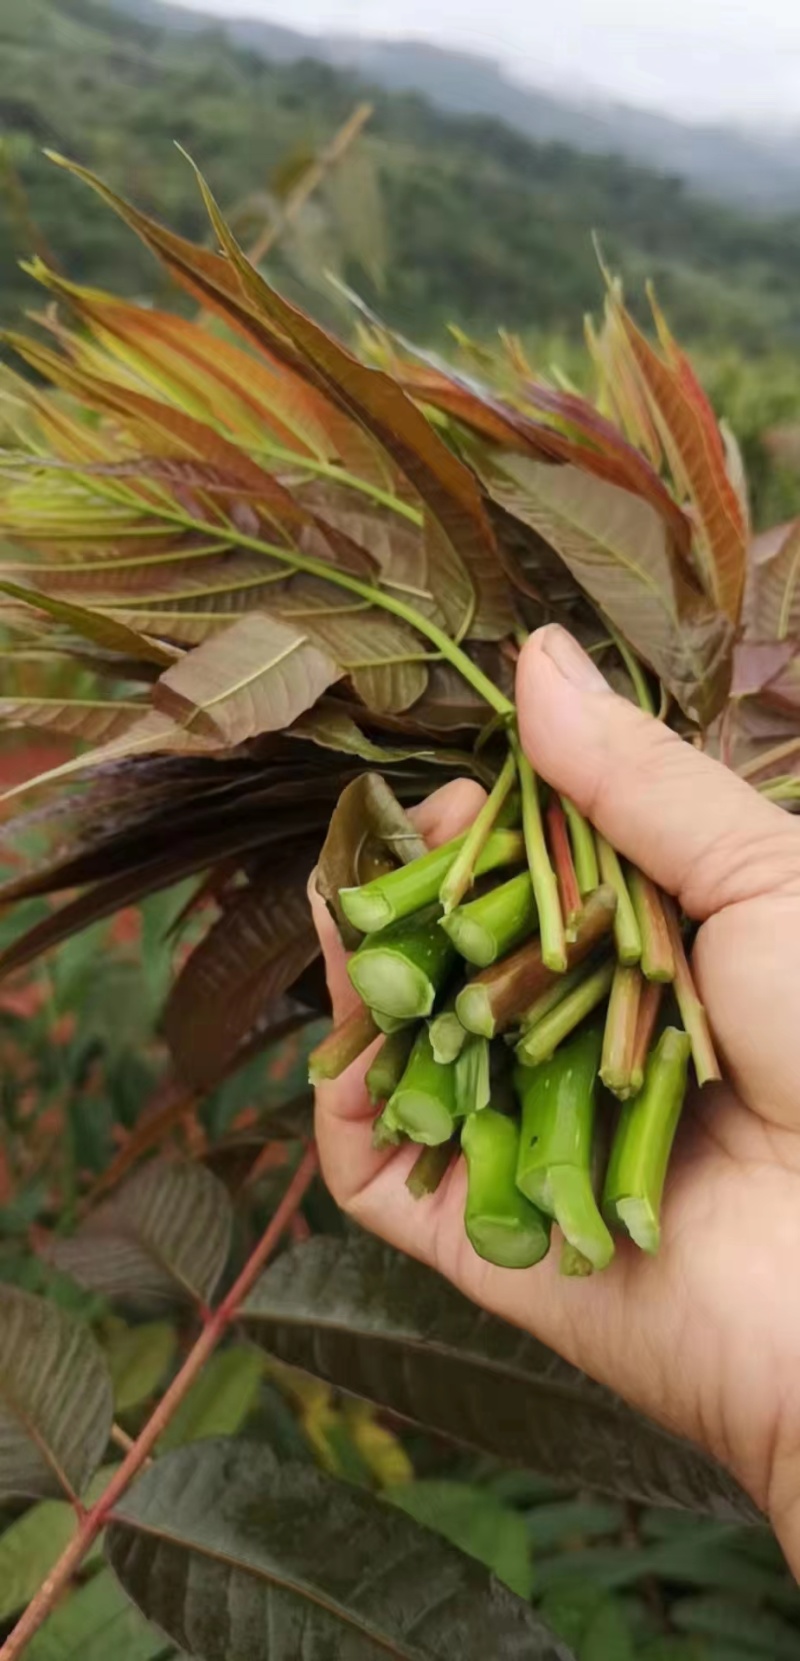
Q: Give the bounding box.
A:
[0,577,177,669]
[316,771,428,947]
[50,1160,232,1313]
[106,1441,572,1661]
[746,521,800,644]
[0,697,145,744]
[153,613,342,743]
[614,298,747,622]
[243,1237,757,1520]
[479,452,732,724]
[164,862,319,1087]
[0,1289,113,1502]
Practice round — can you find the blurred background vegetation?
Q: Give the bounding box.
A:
[2,2,800,1655]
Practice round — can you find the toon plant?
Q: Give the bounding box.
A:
[0,155,797,1659]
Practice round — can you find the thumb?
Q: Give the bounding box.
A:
[517,625,800,919]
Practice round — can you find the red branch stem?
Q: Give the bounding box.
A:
[0,1142,319,1661]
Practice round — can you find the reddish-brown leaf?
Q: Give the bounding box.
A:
[614,302,746,622]
[164,865,319,1087]
[153,613,342,743]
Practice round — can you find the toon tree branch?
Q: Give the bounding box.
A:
[0,1142,319,1661]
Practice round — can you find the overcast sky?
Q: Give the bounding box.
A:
[167,0,800,128]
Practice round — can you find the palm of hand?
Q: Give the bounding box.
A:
[313,802,800,1554]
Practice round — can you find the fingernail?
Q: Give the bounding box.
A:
[538,625,611,694]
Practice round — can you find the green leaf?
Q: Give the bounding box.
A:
[671,1595,800,1658]
[0,1501,76,1623]
[242,1236,757,1519]
[25,1568,173,1661]
[102,1321,178,1413]
[386,1480,533,1599]
[0,1467,119,1621]
[106,1440,573,1659]
[153,612,341,743]
[288,705,438,763]
[581,1597,636,1661]
[158,1347,264,1451]
[316,771,427,947]
[0,1287,113,1501]
[164,864,319,1088]
[49,1160,232,1313]
[479,452,733,724]
[523,1499,624,1550]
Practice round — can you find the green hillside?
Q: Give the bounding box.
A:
[3,0,800,354]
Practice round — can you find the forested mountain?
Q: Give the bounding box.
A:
[3,0,800,356]
[113,0,800,213]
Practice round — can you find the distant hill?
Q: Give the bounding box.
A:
[3,0,800,361]
[111,0,800,212]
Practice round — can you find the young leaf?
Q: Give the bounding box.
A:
[25,1567,173,1661]
[386,1480,534,1599]
[479,452,733,723]
[164,863,319,1087]
[614,298,747,622]
[0,1288,113,1501]
[157,1347,265,1452]
[0,577,177,669]
[49,1160,232,1312]
[746,520,800,644]
[242,1237,757,1519]
[288,705,439,765]
[316,771,428,947]
[0,698,146,744]
[153,612,341,743]
[105,1441,573,1660]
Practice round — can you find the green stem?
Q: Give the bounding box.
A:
[348,912,456,1021]
[156,504,515,717]
[596,834,642,965]
[514,1023,614,1271]
[366,1027,416,1105]
[518,955,603,1032]
[457,884,617,1039]
[604,615,655,715]
[340,827,524,934]
[662,899,721,1086]
[515,1023,603,1202]
[513,739,567,972]
[561,797,600,896]
[514,959,615,1067]
[386,1026,459,1145]
[455,1034,492,1117]
[600,964,643,1098]
[406,1141,454,1199]
[603,1027,691,1254]
[251,438,424,526]
[441,870,537,968]
[439,752,518,914]
[429,1006,467,1064]
[308,1003,380,1083]
[628,868,675,982]
[372,1009,413,1035]
[461,1110,551,1268]
[560,1241,595,1278]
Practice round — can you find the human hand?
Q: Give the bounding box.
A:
[310,624,800,1569]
